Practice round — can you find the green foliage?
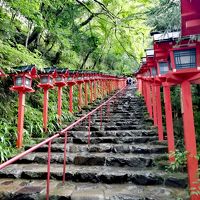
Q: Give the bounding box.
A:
[166,150,188,172]
[0,121,16,162]
[147,0,181,32]
[0,40,48,69]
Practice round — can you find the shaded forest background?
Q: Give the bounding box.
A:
[0,0,199,166]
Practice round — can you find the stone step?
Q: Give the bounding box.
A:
[0,164,188,188]
[72,136,158,144]
[67,130,157,138]
[25,143,167,154]
[32,136,159,145]
[16,152,166,168]
[71,125,156,131]
[0,86,188,199]
[0,178,189,200]
[80,120,151,126]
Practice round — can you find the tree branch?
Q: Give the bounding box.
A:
[76,0,93,14]
[78,12,102,28]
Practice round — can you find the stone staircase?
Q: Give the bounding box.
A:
[0,86,188,200]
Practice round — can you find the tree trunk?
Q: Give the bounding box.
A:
[80,49,93,69]
[25,22,33,48]
[27,26,42,46]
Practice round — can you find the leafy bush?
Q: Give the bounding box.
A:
[166,150,188,172]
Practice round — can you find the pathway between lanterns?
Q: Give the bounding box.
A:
[0,85,188,200]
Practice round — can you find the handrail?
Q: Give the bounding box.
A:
[59,87,125,135]
[0,85,126,200]
[0,87,125,170]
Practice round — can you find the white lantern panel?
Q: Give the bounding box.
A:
[159,62,169,74]
[25,77,31,87]
[41,76,49,84]
[15,77,23,86]
[151,67,157,76]
[56,76,63,82]
[174,49,196,69]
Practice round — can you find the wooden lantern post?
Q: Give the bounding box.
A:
[38,67,56,132]
[169,37,200,199]
[54,68,68,124]
[66,70,76,113]
[10,65,37,148]
[76,70,84,111]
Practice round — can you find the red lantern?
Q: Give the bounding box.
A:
[9,65,37,148]
[66,70,77,113]
[38,67,57,132]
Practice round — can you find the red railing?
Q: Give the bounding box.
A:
[0,86,126,200]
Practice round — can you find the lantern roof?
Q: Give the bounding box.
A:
[56,68,68,74]
[10,65,37,78]
[55,68,69,77]
[153,31,180,42]
[39,67,56,75]
[68,70,78,77]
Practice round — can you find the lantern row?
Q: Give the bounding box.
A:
[135,31,200,200]
[0,66,126,148]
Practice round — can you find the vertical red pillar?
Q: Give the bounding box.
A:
[163,84,175,162]
[90,81,93,103]
[181,81,199,200]
[17,92,25,148]
[93,81,97,100]
[143,81,147,104]
[155,84,164,141]
[152,84,158,126]
[57,87,62,124]
[84,82,88,106]
[69,85,73,113]
[138,79,143,94]
[78,83,82,111]
[146,82,153,118]
[43,88,49,132]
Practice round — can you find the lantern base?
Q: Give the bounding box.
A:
[38,83,54,90]
[10,86,35,93]
[67,81,76,86]
[54,82,66,87]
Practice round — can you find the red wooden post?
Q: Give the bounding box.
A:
[146,81,153,118]
[152,84,157,126]
[90,80,93,103]
[163,84,175,162]
[43,88,49,132]
[151,83,158,126]
[181,81,199,199]
[54,69,68,124]
[78,83,82,111]
[155,84,164,141]
[93,80,97,100]
[100,79,103,98]
[10,66,37,148]
[17,92,25,148]
[104,80,107,96]
[138,78,143,94]
[143,81,146,104]
[69,85,73,113]
[57,87,62,124]
[84,81,88,106]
